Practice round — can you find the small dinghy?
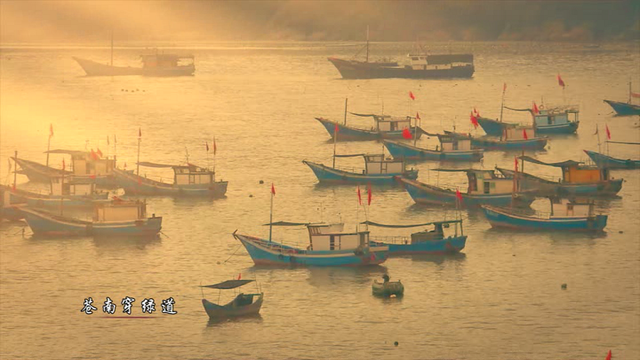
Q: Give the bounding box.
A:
[372,274,404,298]
[201,279,263,320]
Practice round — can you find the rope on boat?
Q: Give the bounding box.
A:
[159,230,171,239]
[221,244,244,264]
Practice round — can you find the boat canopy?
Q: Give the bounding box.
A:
[362,219,461,228]
[334,154,367,158]
[426,54,473,65]
[349,112,414,123]
[136,161,175,168]
[201,280,254,290]
[606,141,640,145]
[519,156,582,168]
[432,168,495,173]
[263,221,311,226]
[504,106,533,113]
[46,149,89,157]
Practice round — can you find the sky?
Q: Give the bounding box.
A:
[1,0,638,43]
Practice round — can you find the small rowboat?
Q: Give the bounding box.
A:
[201,280,263,320]
[372,275,404,297]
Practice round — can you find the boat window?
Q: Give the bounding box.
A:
[329,235,335,250]
[189,174,195,184]
[548,116,553,125]
[483,182,490,194]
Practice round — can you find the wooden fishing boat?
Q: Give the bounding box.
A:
[398,169,536,207]
[448,128,547,151]
[233,223,389,267]
[383,134,483,162]
[584,147,640,170]
[316,115,422,141]
[73,53,195,77]
[481,198,607,232]
[604,100,640,115]
[1,178,108,209]
[366,219,466,255]
[112,163,227,197]
[303,153,417,185]
[372,275,404,297]
[11,157,70,183]
[20,199,162,237]
[201,280,264,320]
[478,105,579,136]
[497,156,623,196]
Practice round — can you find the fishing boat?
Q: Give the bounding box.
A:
[1,177,108,209]
[584,149,640,169]
[303,153,418,185]
[366,219,466,255]
[383,133,483,162]
[201,280,264,320]
[0,186,25,221]
[481,198,607,232]
[497,156,623,196]
[316,114,422,141]
[20,199,162,237]
[447,128,547,151]
[478,105,579,136]
[112,163,227,197]
[398,169,536,207]
[11,157,69,183]
[372,275,404,297]
[233,222,389,267]
[603,83,640,115]
[73,52,195,77]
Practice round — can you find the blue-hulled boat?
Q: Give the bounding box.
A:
[20,200,162,237]
[11,157,70,183]
[497,156,623,196]
[316,114,422,141]
[584,147,640,170]
[398,169,536,208]
[1,178,109,210]
[233,223,389,267]
[201,280,264,320]
[113,163,227,197]
[481,198,607,232]
[478,105,579,136]
[446,129,547,151]
[365,219,466,255]
[303,153,418,185]
[383,134,483,162]
[604,100,640,116]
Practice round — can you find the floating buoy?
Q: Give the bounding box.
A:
[259,180,264,184]
[394,341,399,347]
[249,194,253,198]
[561,283,567,289]
[619,231,623,234]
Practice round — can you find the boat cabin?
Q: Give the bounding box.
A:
[173,164,216,185]
[363,154,407,175]
[410,220,463,242]
[465,169,514,195]
[306,224,369,251]
[50,177,96,196]
[437,134,472,151]
[534,106,579,127]
[71,153,115,177]
[406,53,473,70]
[549,197,594,217]
[503,125,536,140]
[141,53,194,69]
[519,156,612,184]
[371,115,413,132]
[93,200,147,223]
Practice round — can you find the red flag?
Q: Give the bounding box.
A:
[522,128,528,140]
[237,273,241,280]
[557,74,565,88]
[605,124,611,140]
[455,188,463,202]
[213,138,217,155]
[62,159,65,170]
[402,127,412,139]
[532,102,539,115]
[416,112,421,120]
[502,83,507,94]
[470,112,479,128]
[514,156,519,172]
[271,183,276,195]
[138,128,142,138]
[205,142,209,152]
[409,91,415,100]
[367,183,372,205]
[357,186,362,205]
[90,149,98,161]
[89,174,96,179]
[49,124,54,137]
[96,148,103,158]
[605,350,612,360]
[632,92,640,98]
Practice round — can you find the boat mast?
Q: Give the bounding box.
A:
[136,128,141,176]
[13,151,17,190]
[269,184,274,242]
[366,25,370,63]
[629,80,632,104]
[110,28,114,68]
[46,124,52,167]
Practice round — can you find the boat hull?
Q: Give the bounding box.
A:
[584,150,640,169]
[383,140,483,162]
[4,186,109,209]
[202,295,263,319]
[328,57,474,79]
[21,208,162,237]
[113,169,228,197]
[471,137,547,151]
[400,178,534,208]
[316,117,422,141]
[234,233,388,267]
[497,168,623,196]
[12,157,70,183]
[477,117,578,136]
[604,100,640,115]
[303,160,417,185]
[482,205,607,232]
[372,235,467,255]
[73,57,195,77]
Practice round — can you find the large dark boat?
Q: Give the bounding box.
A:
[74,52,195,77]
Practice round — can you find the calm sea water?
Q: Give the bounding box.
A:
[1,41,639,359]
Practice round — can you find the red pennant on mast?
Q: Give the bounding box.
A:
[514,156,519,172]
[213,138,217,155]
[605,350,612,360]
[416,112,421,120]
[402,127,413,139]
[62,158,65,170]
[334,123,339,134]
[237,273,242,280]
[271,183,276,195]
[138,128,142,138]
[502,83,507,94]
[49,124,54,137]
[455,188,463,203]
[96,148,103,158]
[90,149,98,161]
[522,128,528,140]
[357,186,362,205]
[409,91,415,100]
[532,102,539,115]
[606,124,611,140]
[367,183,372,206]
[470,112,479,128]
[557,74,565,88]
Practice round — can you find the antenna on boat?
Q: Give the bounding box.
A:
[499,82,506,123]
[269,183,275,242]
[184,147,190,164]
